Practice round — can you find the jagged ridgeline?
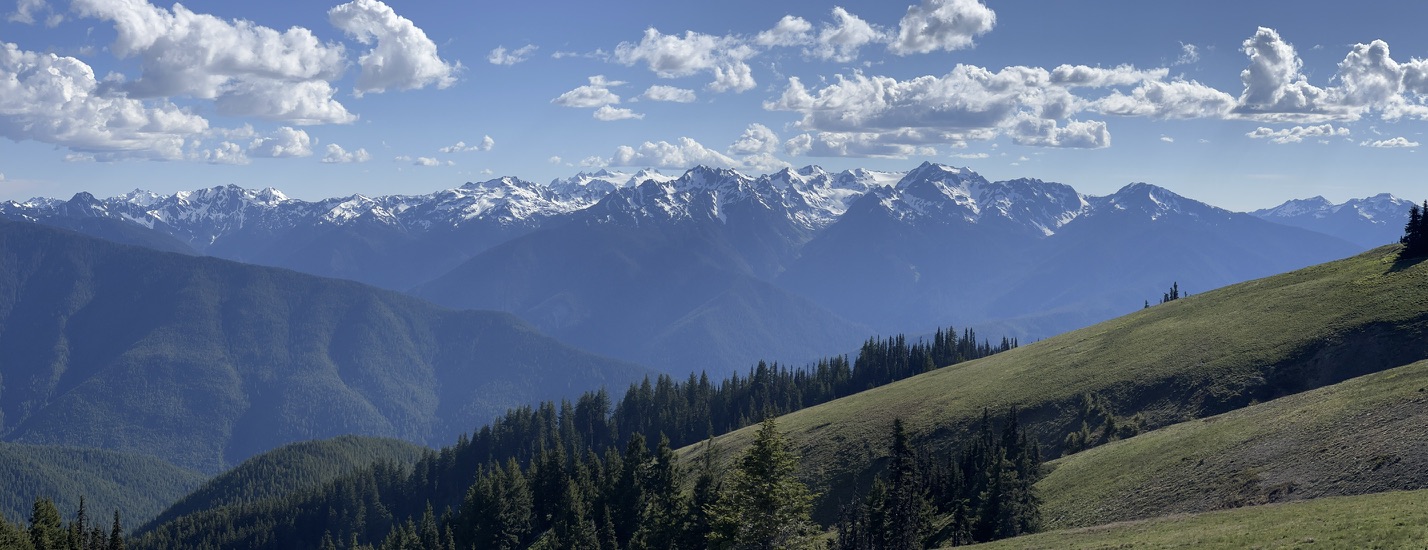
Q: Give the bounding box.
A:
[130,326,1016,548]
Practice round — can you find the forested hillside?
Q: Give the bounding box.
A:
[0,220,647,473]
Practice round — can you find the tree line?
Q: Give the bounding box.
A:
[1402,199,1428,259]
[129,326,1019,549]
[0,497,124,550]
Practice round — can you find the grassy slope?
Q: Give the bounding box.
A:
[0,442,206,530]
[139,435,427,533]
[965,489,1428,550]
[684,246,1428,516]
[1038,358,1428,530]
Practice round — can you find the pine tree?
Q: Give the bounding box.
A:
[0,511,35,550]
[882,419,931,550]
[1402,201,1428,259]
[29,498,64,550]
[708,417,818,550]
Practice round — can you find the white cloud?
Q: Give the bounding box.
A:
[728,123,780,155]
[248,127,313,157]
[1245,124,1349,144]
[322,143,370,163]
[552,75,624,108]
[0,41,208,159]
[889,0,995,56]
[488,44,538,66]
[1232,27,1340,121]
[580,155,607,168]
[1009,116,1109,148]
[811,7,885,62]
[71,0,354,124]
[1175,43,1200,66]
[1160,135,1174,143]
[951,152,988,159]
[328,0,459,94]
[214,80,357,125]
[547,156,563,164]
[412,156,451,166]
[614,28,756,93]
[593,105,644,121]
[0,172,5,181]
[610,137,740,168]
[643,85,697,103]
[756,15,813,47]
[1050,64,1168,87]
[439,136,494,153]
[1361,137,1419,148]
[195,141,249,165]
[8,0,47,24]
[1091,79,1236,119]
[785,132,937,158]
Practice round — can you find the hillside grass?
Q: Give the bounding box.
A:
[0,442,206,530]
[965,489,1428,549]
[682,246,1428,517]
[1038,358,1428,530]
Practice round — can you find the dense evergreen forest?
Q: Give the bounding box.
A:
[113,327,1018,549]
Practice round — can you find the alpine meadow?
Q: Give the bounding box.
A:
[3,0,1428,549]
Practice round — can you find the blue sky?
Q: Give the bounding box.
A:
[2,0,1426,210]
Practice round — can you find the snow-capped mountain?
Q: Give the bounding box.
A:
[1251,193,1416,249]
[0,162,1385,364]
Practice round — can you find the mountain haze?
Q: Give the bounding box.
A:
[0,220,647,473]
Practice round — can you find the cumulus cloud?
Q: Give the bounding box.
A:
[593,105,644,121]
[610,137,740,168]
[728,123,780,155]
[214,80,357,124]
[1160,135,1174,143]
[889,0,995,56]
[322,143,371,163]
[642,85,697,103]
[766,68,1060,133]
[1245,124,1349,144]
[1232,27,1340,121]
[1091,79,1236,119]
[328,0,459,94]
[195,141,249,165]
[811,7,885,62]
[784,131,938,158]
[412,156,444,166]
[248,127,313,157]
[0,41,207,159]
[1361,137,1419,148]
[439,136,494,152]
[71,0,356,124]
[552,75,624,108]
[547,156,563,164]
[951,152,988,159]
[614,28,756,92]
[1050,64,1168,87]
[756,15,813,47]
[1175,43,1200,65]
[1009,116,1109,148]
[8,0,51,24]
[488,44,538,66]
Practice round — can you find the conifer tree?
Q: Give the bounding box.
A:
[1402,201,1428,259]
[709,417,818,550]
[29,498,64,550]
[0,511,35,550]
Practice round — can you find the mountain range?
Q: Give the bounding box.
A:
[0,220,647,473]
[2,163,1400,372]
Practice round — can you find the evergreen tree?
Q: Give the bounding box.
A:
[882,419,932,550]
[709,417,818,550]
[1402,201,1428,259]
[0,511,36,550]
[29,498,64,550]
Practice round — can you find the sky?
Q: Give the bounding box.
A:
[2,0,1427,211]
